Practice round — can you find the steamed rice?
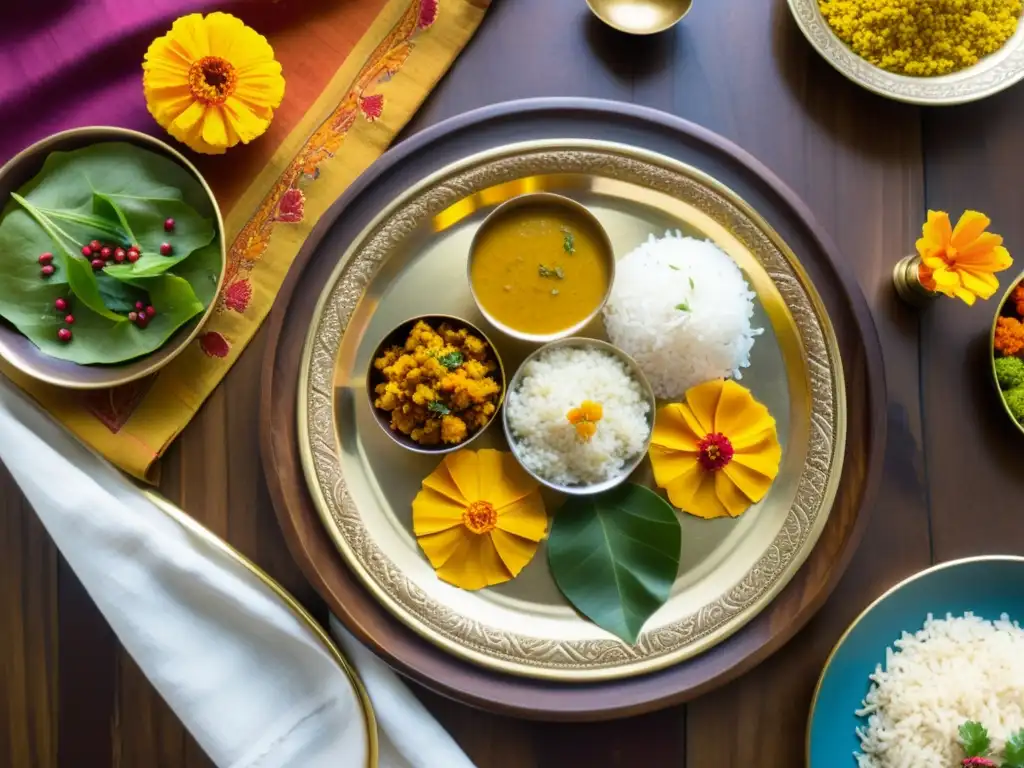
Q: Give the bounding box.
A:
[505,346,650,486]
[602,231,762,399]
[855,612,1024,766]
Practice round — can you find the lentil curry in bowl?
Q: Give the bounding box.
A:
[368,315,505,454]
[468,192,615,342]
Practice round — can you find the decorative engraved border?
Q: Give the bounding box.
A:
[300,144,844,679]
[789,0,1024,104]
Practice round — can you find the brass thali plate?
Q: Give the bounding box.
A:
[298,140,846,681]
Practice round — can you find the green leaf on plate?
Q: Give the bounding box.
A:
[547,483,681,644]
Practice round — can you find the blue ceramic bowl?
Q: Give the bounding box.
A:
[807,556,1024,766]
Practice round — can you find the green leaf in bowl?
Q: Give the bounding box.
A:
[0,142,222,364]
[547,483,681,644]
[97,191,214,279]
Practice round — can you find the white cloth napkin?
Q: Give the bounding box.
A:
[0,376,475,768]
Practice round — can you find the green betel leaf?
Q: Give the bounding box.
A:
[547,483,682,643]
[97,192,215,279]
[8,272,205,366]
[171,243,222,306]
[0,142,221,364]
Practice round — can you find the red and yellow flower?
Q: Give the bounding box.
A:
[648,379,782,519]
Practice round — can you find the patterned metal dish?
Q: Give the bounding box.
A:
[788,0,1024,105]
[297,139,847,681]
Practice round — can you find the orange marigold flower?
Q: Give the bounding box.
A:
[995,316,1024,356]
[567,400,603,442]
[1013,285,1024,316]
[916,210,1013,306]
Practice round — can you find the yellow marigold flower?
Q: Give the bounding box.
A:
[142,13,285,155]
[916,210,1013,305]
[567,400,603,442]
[412,449,548,590]
[648,379,781,519]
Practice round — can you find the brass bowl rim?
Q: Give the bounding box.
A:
[0,125,227,390]
[365,313,507,455]
[585,0,693,35]
[502,336,655,496]
[990,270,1024,437]
[466,191,616,343]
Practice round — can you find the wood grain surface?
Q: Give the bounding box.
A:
[0,0,1009,764]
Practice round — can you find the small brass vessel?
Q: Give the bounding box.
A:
[892,254,938,307]
[586,0,693,35]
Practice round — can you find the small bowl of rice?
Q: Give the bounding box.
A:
[502,338,655,495]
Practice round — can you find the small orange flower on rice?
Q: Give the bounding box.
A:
[412,449,548,590]
[567,400,603,442]
[916,210,1013,306]
[142,13,285,155]
[648,379,781,519]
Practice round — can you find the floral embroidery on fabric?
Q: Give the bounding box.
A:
[359,93,385,121]
[223,280,253,313]
[218,0,434,301]
[81,378,157,433]
[83,0,439,435]
[199,331,231,358]
[419,0,438,28]
[276,188,305,223]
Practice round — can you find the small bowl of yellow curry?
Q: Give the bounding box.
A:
[368,315,506,454]
[468,193,615,342]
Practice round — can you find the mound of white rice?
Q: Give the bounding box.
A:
[855,612,1024,767]
[602,231,762,399]
[505,346,650,486]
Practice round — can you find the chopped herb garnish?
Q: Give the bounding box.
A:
[689,277,695,290]
[668,264,680,271]
[427,401,451,416]
[675,302,690,312]
[959,721,992,758]
[436,350,463,370]
[538,264,565,279]
[1005,728,1024,767]
[562,228,576,255]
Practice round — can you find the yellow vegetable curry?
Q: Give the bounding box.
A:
[470,204,611,336]
[372,320,501,446]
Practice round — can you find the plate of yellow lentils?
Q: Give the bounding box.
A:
[790,0,1024,104]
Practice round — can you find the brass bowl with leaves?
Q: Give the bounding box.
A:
[0,126,226,390]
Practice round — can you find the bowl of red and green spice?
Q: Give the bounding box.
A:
[0,126,225,389]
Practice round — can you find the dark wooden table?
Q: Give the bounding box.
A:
[2,0,1020,764]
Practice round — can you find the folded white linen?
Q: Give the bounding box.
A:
[0,376,475,768]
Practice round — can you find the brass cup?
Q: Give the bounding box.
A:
[892,254,938,307]
[467,192,616,344]
[586,0,693,35]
